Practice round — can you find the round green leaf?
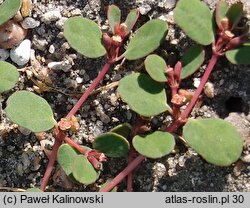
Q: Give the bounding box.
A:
[108,5,121,34]
[174,0,214,45]
[57,144,78,176]
[145,54,167,82]
[110,123,132,138]
[0,61,19,93]
[93,132,130,157]
[133,131,175,159]
[0,0,21,25]
[64,16,106,58]
[181,45,205,79]
[4,91,56,132]
[125,19,168,60]
[225,42,250,64]
[118,73,169,117]
[124,9,139,35]
[183,118,243,166]
[72,155,99,185]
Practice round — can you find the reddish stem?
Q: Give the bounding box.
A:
[127,147,136,192]
[100,155,145,192]
[40,138,62,191]
[63,136,89,155]
[67,62,112,117]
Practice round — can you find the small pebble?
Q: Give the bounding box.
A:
[76,77,83,84]
[41,10,62,24]
[0,49,9,61]
[49,44,55,54]
[139,5,151,15]
[21,17,40,29]
[10,39,31,66]
[193,78,201,88]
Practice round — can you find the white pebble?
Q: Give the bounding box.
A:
[49,44,55,54]
[10,39,31,66]
[193,78,201,88]
[76,77,83,84]
[0,49,9,61]
[21,17,40,29]
[41,10,62,24]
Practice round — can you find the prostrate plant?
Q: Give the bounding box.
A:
[100,0,249,191]
[1,0,249,192]
[3,4,169,191]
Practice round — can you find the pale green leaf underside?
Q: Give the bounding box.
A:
[216,0,229,26]
[64,16,106,58]
[5,91,56,132]
[174,0,214,45]
[93,132,130,157]
[0,61,19,93]
[225,42,250,64]
[125,19,168,60]
[72,155,99,185]
[57,144,78,176]
[145,54,167,82]
[117,73,169,117]
[108,5,121,34]
[125,9,139,35]
[181,45,205,79]
[133,131,175,159]
[183,118,243,166]
[0,0,21,25]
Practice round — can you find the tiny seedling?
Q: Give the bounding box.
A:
[1,0,249,192]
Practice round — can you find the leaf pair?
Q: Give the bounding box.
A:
[145,45,205,80]
[57,144,99,184]
[108,5,139,36]
[64,12,168,60]
[174,0,250,65]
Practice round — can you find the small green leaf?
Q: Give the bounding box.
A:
[93,132,130,157]
[0,61,19,93]
[5,91,56,132]
[26,188,42,192]
[111,123,132,138]
[174,0,214,45]
[124,9,139,35]
[64,16,106,58]
[57,144,78,176]
[226,2,243,28]
[225,42,250,64]
[145,54,167,82]
[118,73,169,117]
[183,118,243,166]
[215,0,229,27]
[108,5,121,34]
[0,0,21,25]
[133,131,175,159]
[72,155,99,185]
[125,19,168,60]
[181,45,205,79]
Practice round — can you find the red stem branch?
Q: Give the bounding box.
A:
[67,62,112,117]
[100,155,145,192]
[40,138,62,191]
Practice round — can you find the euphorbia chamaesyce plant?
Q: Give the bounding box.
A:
[4,4,169,191]
[2,0,249,192]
